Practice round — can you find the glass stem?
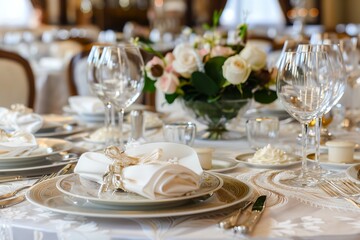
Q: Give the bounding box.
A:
[118,108,125,151]
[104,102,112,128]
[314,116,322,171]
[301,122,309,177]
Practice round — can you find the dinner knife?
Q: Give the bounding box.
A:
[218,200,252,229]
[233,195,267,234]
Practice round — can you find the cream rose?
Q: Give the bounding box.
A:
[211,46,235,57]
[222,55,251,85]
[239,45,267,71]
[172,43,199,78]
[155,72,180,94]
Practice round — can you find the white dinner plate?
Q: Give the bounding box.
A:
[235,152,301,169]
[35,124,90,138]
[307,152,360,170]
[345,164,360,184]
[63,104,153,123]
[56,172,223,209]
[26,174,252,218]
[209,157,239,173]
[0,138,73,168]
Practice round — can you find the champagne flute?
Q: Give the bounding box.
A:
[87,45,117,146]
[99,44,145,150]
[276,51,334,187]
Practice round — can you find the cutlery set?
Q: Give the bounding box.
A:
[218,195,267,235]
[0,163,74,208]
[320,179,360,208]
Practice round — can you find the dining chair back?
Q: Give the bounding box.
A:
[0,49,35,108]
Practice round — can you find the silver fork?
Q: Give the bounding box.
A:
[0,172,57,200]
[0,163,74,200]
[320,180,360,208]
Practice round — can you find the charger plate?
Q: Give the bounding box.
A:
[26,174,252,218]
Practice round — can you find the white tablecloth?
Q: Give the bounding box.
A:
[1,118,360,240]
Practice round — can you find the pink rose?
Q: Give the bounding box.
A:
[155,72,180,94]
[211,46,235,57]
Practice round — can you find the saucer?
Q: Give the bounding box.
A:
[307,152,360,170]
[345,164,360,184]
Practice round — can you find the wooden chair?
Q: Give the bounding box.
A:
[0,49,35,108]
[67,46,92,96]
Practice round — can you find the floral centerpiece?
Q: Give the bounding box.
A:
[136,14,277,140]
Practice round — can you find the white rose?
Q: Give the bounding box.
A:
[222,55,251,85]
[172,43,199,78]
[239,45,267,71]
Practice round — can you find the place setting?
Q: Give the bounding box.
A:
[25,142,253,218]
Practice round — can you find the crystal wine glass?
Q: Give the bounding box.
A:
[87,44,117,146]
[98,44,145,150]
[297,44,347,176]
[276,51,334,187]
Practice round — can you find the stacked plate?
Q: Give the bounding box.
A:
[26,172,252,218]
[0,138,78,175]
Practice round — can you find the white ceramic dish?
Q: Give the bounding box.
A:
[26,174,252,218]
[56,172,223,208]
[209,157,239,172]
[0,138,73,167]
[307,152,360,170]
[345,164,360,184]
[235,152,301,169]
[35,124,90,138]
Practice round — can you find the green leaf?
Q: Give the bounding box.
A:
[165,93,178,104]
[143,72,156,92]
[204,56,226,86]
[191,71,220,97]
[253,89,277,104]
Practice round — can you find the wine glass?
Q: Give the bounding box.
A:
[98,44,145,150]
[297,44,347,176]
[276,51,334,187]
[339,38,360,126]
[87,44,117,146]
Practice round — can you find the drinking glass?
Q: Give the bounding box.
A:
[98,44,145,150]
[163,122,197,146]
[297,44,347,175]
[87,45,117,146]
[246,117,279,150]
[276,51,334,187]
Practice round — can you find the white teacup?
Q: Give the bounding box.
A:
[325,140,356,163]
[194,147,214,170]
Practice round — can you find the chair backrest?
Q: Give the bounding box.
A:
[67,47,92,96]
[0,49,35,108]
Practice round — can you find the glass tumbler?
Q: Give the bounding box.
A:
[246,117,280,150]
[163,122,196,146]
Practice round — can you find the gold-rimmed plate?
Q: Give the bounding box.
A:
[26,174,252,218]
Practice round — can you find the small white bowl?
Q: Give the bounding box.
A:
[194,147,214,170]
[325,140,356,163]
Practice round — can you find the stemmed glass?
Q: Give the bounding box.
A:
[297,44,347,176]
[276,51,334,187]
[87,45,117,146]
[98,44,145,150]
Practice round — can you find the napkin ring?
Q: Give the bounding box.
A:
[100,145,164,193]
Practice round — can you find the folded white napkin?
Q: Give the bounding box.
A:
[68,96,104,114]
[0,130,38,157]
[0,105,43,133]
[74,142,203,200]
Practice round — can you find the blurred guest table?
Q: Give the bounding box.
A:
[0,110,360,240]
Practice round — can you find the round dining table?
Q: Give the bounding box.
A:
[0,111,360,240]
